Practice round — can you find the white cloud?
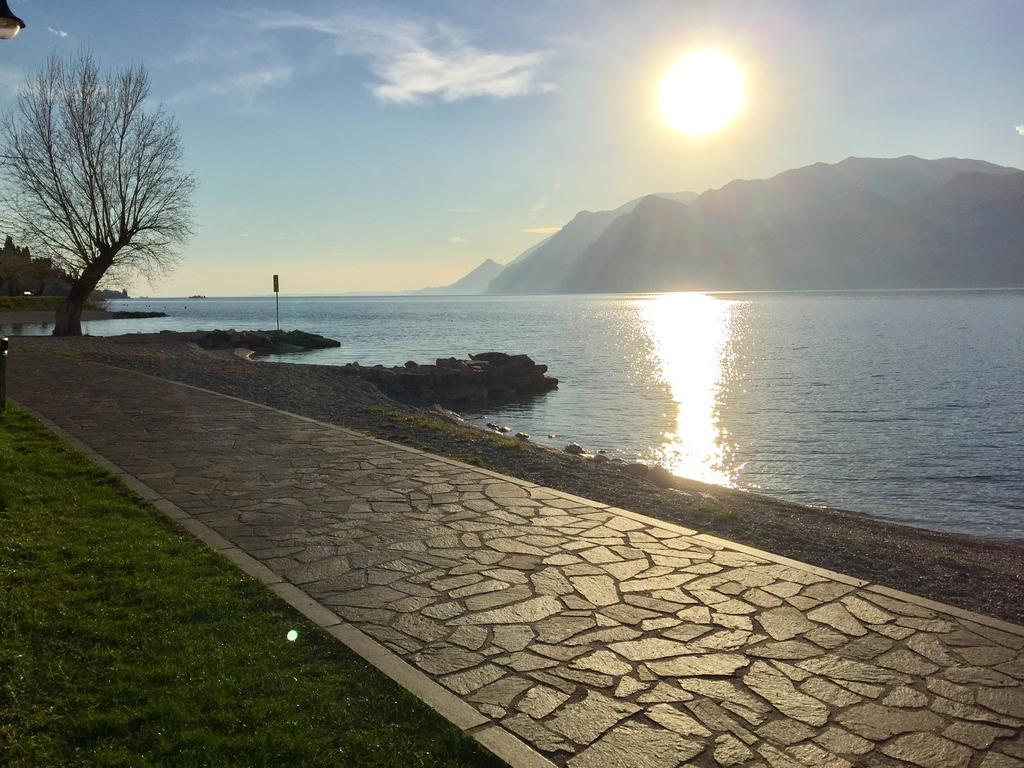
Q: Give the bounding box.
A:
[449,236,466,243]
[211,66,294,97]
[254,11,556,104]
[170,23,297,109]
[47,27,69,39]
[173,64,294,107]
[522,226,561,235]
[1016,124,1024,136]
[529,180,562,215]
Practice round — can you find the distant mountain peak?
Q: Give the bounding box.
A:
[415,258,506,296]
[484,190,697,295]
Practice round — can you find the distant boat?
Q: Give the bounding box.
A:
[189,294,207,299]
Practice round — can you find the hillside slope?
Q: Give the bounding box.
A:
[416,258,506,295]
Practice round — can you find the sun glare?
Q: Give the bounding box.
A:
[659,50,745,136]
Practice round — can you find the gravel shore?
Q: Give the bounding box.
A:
[9,332,1024,625]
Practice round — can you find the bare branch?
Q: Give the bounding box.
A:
[0,51,196,334]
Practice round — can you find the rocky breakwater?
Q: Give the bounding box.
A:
[195,329,342,354]
[342,352,558,407]
[108,310,168,319]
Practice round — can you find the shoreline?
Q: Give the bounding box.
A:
[0,309,166,326]
[8,331,1024,625]
[0,309,113,325]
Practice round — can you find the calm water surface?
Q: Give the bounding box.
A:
[6,291,1023,538]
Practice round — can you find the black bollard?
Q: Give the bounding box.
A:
[0,337,7,412]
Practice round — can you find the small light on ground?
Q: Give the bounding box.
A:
[286,629,298,642]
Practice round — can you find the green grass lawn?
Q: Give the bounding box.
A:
[0,404,505,768]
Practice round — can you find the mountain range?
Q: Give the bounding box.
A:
[421,156,1024,295]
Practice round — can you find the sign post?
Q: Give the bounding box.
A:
[0,337,8,413]
[273,274,280,331]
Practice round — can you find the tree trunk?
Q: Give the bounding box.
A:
[52,258,110,336]
[53,295,86,336]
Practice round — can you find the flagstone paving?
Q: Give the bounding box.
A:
[10,353,1024,767]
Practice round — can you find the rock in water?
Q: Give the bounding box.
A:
[195,329,342,353]
[108,311,168,319]
[340,352,558,408]
[564,443,586,455]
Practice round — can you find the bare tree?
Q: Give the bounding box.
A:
[0,52,195,335]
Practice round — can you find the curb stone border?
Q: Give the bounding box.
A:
[10,358,1024,760]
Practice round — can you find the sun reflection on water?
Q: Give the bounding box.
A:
[637,293,742,486]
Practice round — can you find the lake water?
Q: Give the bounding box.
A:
[5,290,1023,538]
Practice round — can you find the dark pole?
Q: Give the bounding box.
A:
[273,274,280,331]
[1,337,8,412]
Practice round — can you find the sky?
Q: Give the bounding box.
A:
[1,0,1023,296]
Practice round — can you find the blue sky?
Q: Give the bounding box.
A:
[2,0,1023,295]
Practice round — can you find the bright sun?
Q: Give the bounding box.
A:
[659,50,745,136]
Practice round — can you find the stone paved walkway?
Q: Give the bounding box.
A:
[10,353,1024,768]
